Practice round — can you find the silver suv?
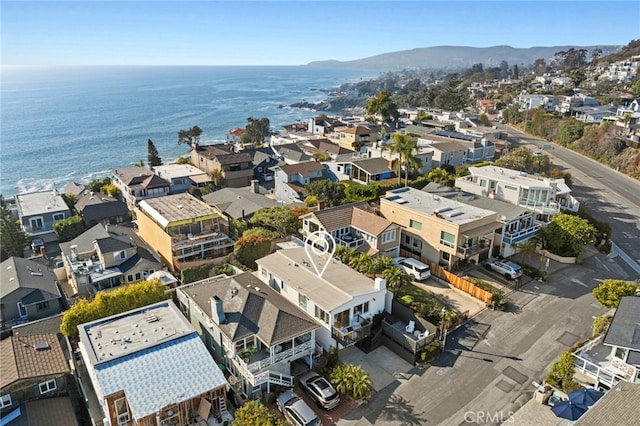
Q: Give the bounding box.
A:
[299,370,340,410]
[485,259,523,280]
[276,390,320,426]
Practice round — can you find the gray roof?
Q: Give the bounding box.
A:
[195,145,252,164]
[575,381,640,426]
[202,187,279,220]
[181,272,319,346]
[423,183,528,221]
[12,314,63,336]
[15,191,70,217]
[0,257,61,304]
[350,157,393,175]
[94,236,133,254]
[275,145,312,163]
[74,192,128,223]
[604,296,640,351]
[59,223,110,257]
[117,248,162,274]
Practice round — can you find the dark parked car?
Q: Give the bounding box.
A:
[298,370,340,410]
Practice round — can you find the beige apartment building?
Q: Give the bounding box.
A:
[380,187,498,269]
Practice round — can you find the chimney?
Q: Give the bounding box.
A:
[70,245,78,262]
[210,296,226,324]
[250,179,259,194]
[317,200,326,211]
[374,277,386,291]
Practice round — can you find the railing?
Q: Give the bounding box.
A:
[572,335,631,388]
[337,237,366,249]
[239,341,314,374]
[518,200,561,215]
[253,371,294,387]
[332,321,372,347]
[456,241,491,258]
[502,224,541,245]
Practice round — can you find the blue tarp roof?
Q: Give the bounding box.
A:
[95,333,227,420]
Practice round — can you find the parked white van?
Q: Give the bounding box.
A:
[394,257,432,280]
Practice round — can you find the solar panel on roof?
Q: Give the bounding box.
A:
[432,130,476,141]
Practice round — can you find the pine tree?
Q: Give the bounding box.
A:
[0,195,30,259]
[147,139,162,167]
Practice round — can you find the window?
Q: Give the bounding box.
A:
[505,185,517,191]
[135,272,141,281]
[52,213,65,222]
[480,179,487,187]
[299,294,308,310]
[440,231,455,248]
[30,217,44,230]
[354,302,369,316]
[115,397,130,425]
[615,347,627,361]
[314,305,329,324]
[17,302,27,318]
[0,394,11,408]
[117,251,126,260]
[409,220,422,231]
[127,274,133,282]
[39,379,56,394]
[36,301,49,311]
[381,229,396,244]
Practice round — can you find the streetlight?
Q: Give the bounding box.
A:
[441,307,447,352]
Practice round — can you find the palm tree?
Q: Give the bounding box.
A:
[390,133,421,186]
[330,364,372,400]
[383,265,412,293]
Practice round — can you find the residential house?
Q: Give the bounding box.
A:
[59,224,163,298]
[379,187,498,269]
[597,58,640,82]
[74,192,129,227]
[15,190,71,243]
[517,94,560,112]
[77,300,230,426]
[190,144,254,188]
[272,144,312,165]
[422,183,540,258]
[558,94,600,115]
[242,147,285,180]
[176,272,320,400]
[366,143,434,176]
[573,105,617,124]
[111,167,170,208]
[297,138,354,160]
[136,193,234,272]
[226,127,246,144]
[573,297,640,391]
[615,99,640,137]
[0,332,75,424]
[308,116,346,136]
[333,125,376,151]
[63,182,87,198]
[153,163,212,194]
[202,181,279,234]
[273,162,328,204]
[335,157,394,185]
[419,130,495,164]
[255,246,392,351]
[1,257,64,331]
[299,202,401,257]
[455,165,580,223]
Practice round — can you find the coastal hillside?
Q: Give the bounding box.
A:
[307,45,622,70]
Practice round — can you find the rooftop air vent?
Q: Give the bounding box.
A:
[447,211,464,218]
[34,342,50,351]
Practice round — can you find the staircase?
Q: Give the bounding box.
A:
[218,396,228,416]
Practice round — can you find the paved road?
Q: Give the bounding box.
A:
[338,251,621,426]
[503,124,640,276]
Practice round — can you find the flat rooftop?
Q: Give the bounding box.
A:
[78,300,194,365]
[256,246,381,312]
[468,166,571,192]
[16,190,69,217]
[153,164,210,180]
[382,187,496,225]
[138,193,219,228]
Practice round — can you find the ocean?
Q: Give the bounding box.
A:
[0,66,377,196]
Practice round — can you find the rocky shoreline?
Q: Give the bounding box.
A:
[281,95,367,113]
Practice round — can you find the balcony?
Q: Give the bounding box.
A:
[518,199,561,215]
[456,239,492,259]
[172,231,235,262]
[231,340,314,385]
[337,234,366,249]
[502,224,542,245]
[332,316,372,347]
[572,335,636,388]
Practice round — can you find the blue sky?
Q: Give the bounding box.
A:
[2,1,639,66]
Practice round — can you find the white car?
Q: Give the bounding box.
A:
[394,257,431,280]
[485,259,523,280]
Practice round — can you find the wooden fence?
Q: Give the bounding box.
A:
[399,248,493,305]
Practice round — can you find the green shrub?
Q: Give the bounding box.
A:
[592,315,613,337]
[234,236,271,270]
[545,351,578,393]
[420,340,442,362]
[592,279,637,308]
[53,215,86,242]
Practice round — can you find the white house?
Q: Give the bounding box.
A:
[255,246,392,351]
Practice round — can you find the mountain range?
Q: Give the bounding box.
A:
[307,45,622,70]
